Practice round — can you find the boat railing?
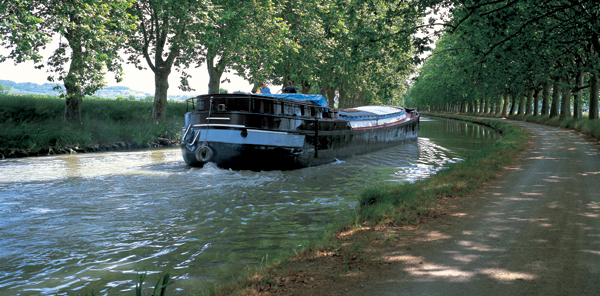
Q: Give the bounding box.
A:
[185,94,325,119]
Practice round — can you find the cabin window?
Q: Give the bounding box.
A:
[252,98,260,113]
[197,99,205,111]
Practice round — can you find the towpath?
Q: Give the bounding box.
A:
[343,119,600,295]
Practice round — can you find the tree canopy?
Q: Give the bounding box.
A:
[0,0,136,123]
[407,0,600,119]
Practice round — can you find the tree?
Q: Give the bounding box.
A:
[408,0,600,119]
[202,0,287,95]
[0,0,136,123]
[125,0,212,123]
[264,0,421,108]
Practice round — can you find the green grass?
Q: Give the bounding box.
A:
[466,110,600,140]
[448,109,600,140]
[505,113,600,139]
[0,94,188,153]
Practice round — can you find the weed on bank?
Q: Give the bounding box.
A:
[0,94,188,153]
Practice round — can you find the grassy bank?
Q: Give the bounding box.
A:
[506,113,600,140]
[201,114,531,295]
[0,94,188,157]
[443,110,600,141]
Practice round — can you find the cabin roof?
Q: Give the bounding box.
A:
[253,94,329,107]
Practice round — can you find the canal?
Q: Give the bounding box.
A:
[0,116,499,295]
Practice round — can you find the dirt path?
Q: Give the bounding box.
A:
[339,120,600,295]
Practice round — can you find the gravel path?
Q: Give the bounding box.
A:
[346,120,600,296]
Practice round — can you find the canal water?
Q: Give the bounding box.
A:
[0,116,499,295]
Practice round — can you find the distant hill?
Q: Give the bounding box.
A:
[0,79,197,100]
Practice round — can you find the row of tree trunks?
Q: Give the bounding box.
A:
[453,74,599,121]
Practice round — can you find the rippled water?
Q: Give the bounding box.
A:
[0,116,499,295]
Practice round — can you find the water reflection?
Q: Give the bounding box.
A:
[0,116,499,295]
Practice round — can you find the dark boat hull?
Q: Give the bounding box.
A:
[180,94,419,170]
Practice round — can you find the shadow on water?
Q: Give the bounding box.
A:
[0,116,499,295]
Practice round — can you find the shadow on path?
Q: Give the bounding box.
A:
[347,121,600,296]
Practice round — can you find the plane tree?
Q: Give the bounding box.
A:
[0,0,136,124]
[124,0,216,123]
[265,0,422,107]
[409,0,600,118]
[330,0,420,108]
[201,0,288,94]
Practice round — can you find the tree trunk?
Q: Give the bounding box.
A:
[573,70,584,119]
[64,66,83,124]
[301,80,311,94]
[525,88,534,115]
[517,95,525,115]
[282,70,291,93]
[319,82,336,107]
[251,82,260,93]
[152,69,170,123]
[207,74,220,94]
[509,94,517,115]
[207,54,229,94]
[482,99,486,113]
[550,79,560,118]
[495,95,501,114]
[590,75,599,120]
[502,93,509,117]
[560,76,571,120]
[146,30,179,123]
[541,82,551,116]
[63,23,84,124]
[338,83,347,108]
[484,99,489,114]
[533,87,540,116]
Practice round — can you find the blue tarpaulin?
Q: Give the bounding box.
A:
[253,94,329,108]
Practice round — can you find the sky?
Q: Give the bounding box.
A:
[0,42,255,96]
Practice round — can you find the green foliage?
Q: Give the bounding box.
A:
[408,1,600,118]
[0,0,138,123]
[251,0,422,108]
[125,0,216,122]
[0,94,186,150]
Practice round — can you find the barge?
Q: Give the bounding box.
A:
[181,93,419,170]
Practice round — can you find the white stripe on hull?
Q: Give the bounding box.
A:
[197,128,305,147]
